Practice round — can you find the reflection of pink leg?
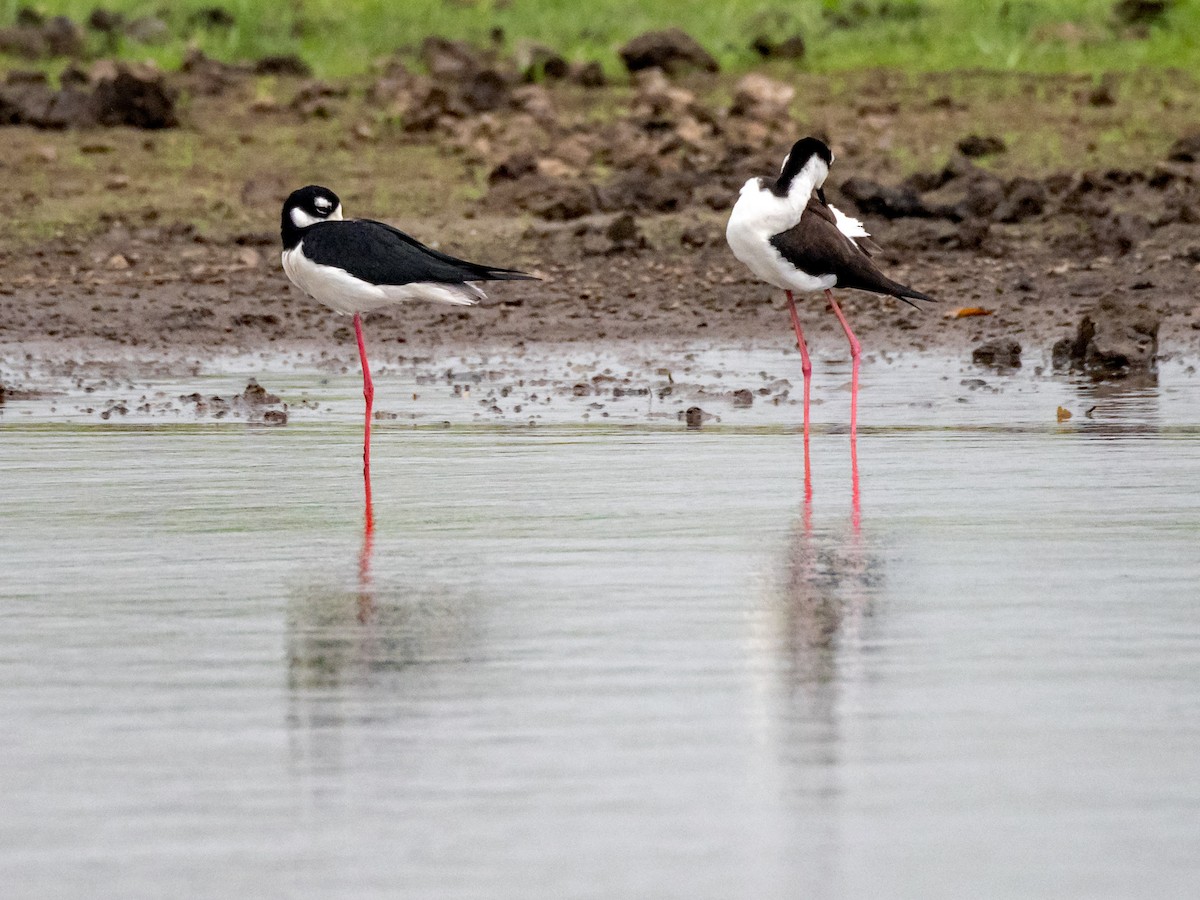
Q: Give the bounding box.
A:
[353,312,375,533]
[850,354,861,534]
[827,291,861,531]
[357,520,375,623]
[787,292,813,507]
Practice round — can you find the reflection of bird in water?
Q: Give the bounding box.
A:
[781,519,881,687]
[780,428,876,690]
[746,464,884,840]
[284,555,485,776]
[286,574,481,693]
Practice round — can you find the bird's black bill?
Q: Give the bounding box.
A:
[816,187,828,206]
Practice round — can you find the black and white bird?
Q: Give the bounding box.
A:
[280,185,536,526]
[726,137,934,441]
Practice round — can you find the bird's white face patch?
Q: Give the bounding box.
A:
[290,207,323,229]
[290,196,343,229]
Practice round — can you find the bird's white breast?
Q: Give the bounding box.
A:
[282,242,481,314]
[725,178,834,293]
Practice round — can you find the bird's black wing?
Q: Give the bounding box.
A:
[301,219,536,286]
[769,198,932,304]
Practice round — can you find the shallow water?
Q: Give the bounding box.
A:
[2,349,1199,898]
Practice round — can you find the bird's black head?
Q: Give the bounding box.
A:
[773,137,834,197]
[281,185,343,248]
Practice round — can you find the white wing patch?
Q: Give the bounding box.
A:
[829,203,870,239]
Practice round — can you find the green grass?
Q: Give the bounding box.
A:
[2,0,1198,78]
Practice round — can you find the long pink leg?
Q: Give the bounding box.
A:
[826,289,860,440]
[786,291,813,426]
[786,292,814,513]
[825,289,861,361]
[353,312,375,533]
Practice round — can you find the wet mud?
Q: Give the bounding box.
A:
[2,31,1200,389]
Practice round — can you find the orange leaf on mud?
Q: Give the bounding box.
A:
[945,307,994,319]
[1057,406,1072,422]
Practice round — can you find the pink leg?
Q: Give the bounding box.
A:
[826,289,860,442]
[786,291,813,431]
[353,312,375,533]
[786,292,814,510]
[826,290,861,360]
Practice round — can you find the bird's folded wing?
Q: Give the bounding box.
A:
[769,201,897,296]
[301,220,529,285]
[368,220,534,280]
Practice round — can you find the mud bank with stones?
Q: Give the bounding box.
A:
[2,26,1199,393]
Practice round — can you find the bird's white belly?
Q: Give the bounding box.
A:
[725,216,833,293]
[281,244,480,314]
[725,189,835,295]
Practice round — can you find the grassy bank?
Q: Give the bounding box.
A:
[1,0,1197,77]
[2,64,1194,251]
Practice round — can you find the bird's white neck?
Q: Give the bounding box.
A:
[789,157,827,204]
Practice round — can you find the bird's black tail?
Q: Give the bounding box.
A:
[479,265,540,282]
[890,282,936,309]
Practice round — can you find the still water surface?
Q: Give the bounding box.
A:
[2,350,1198,898]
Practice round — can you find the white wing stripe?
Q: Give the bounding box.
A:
[829,203,870,239]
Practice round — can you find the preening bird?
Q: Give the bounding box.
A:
[726,136,935,441]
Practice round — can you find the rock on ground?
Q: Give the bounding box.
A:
[840,177,935,219]
[618,29,719,75]
[1168,132,1200,163]
[957,134,1006,158]
[729,73,795,120]
[750,34,806,60]
[1113,0,1173,26]
[0,62,178,129]
[972,339,1022,369]
[1052,293,1160,377]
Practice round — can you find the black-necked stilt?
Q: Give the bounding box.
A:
[726,136,934,459]
[280,185,536,527]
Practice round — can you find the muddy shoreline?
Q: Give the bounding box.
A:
[2,203,1196,362]
[2,43,1200,381]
